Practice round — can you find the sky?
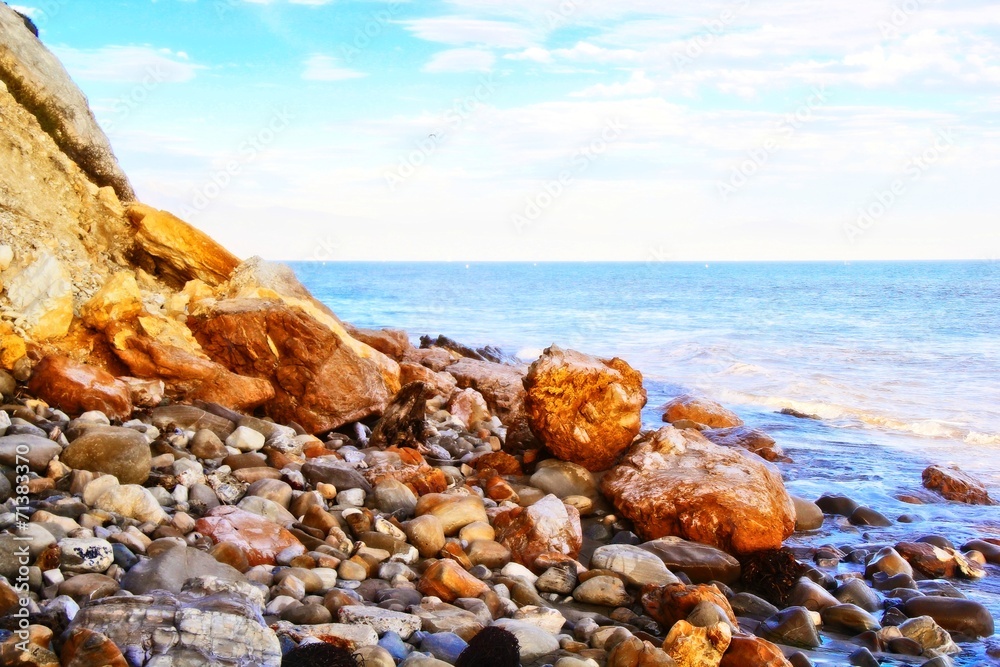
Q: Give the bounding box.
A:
[10,0,1000,261]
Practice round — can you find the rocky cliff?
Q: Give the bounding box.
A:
[0,3,400,432]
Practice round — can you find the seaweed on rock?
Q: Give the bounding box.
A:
[282,643,360,667]
[455,626,521,667]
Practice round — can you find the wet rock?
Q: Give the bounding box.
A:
[815,493,860,517]
[422,631,469,664]
[602,427,795,555]
[902,596,995,639]
[786,578,840,611]
[898,615,960,657]
[415,494,488,536]
[591,543,680,587]
[196,506,304,565]
[821,604,882,634]
[835,578,881,612]
[445,358,526,427]
[523,346,646,471]
[529,459,600,500]
[662,395,742,428]
[791,496,824,531]
[493,494,582,570]
[963,539,1000,564]
[28,356,132,420]
[536,562,577,595]
[922,464,995,505]
[303,458,372,493]
[373,478,419,518]
[865,547,914,579]
[67,589,280,666]
[92,483,168,524]
[412,601,485,641]
[59,537,114,573]
[641,583,738,629]
[272,621,379,651]
[418,559,490,602]
[849,506,893,527]
[719,635,791,667]
[730,592,779,620]
[662,620,732,667]
[896,541,986,580]
[491,619,559,663]
[848,647,879,667]
[121,545,245,594]
[639,536,741,585]
[404,515,447,558]
[60,627,128,667]
[188,297,400,434]
[151,405,235,441]
[572,575,633,607]
[0,434,61,472]
[58,573,120,603]
[338,605,422,640]
[467,539,511,569]
[759,607,821,649]
[607,635,677,667]
[60,426,151,485]
[702,425,788,462]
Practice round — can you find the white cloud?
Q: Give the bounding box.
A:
[424,48,496,73]
[301,54,367,81]
[51,45,203,83]
[504,47,553,64]
[571,71,656,98]
[401,17,537,48]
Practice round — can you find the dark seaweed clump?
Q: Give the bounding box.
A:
[455,626,521,667]
[740,548,807,605]
[282,643,360,667]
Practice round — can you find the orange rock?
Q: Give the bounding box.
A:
[661,395,743,428]
[195,506,304,566]
[472,452,522,476]
[399,361,457,399]
[27,355,132,420]
[484,476,519,503]
[640,582,739,629]
[493,494,582,571]
[346,326,411,361]
[445,357,527,426]
[107,320,274,412]
[607,636,676,667]
[662,620,731,667]
[448,388,491,429]
[601,427,795,555]
[188,298,398,434]
[364,448,447,497]
[523,346,646,472]
[127,204,240,287]
[922,465,995,505]
[417,559,490,602]
[719,635,792,667]
[60,628,128,667]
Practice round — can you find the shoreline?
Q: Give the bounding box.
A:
[2,334,999,666]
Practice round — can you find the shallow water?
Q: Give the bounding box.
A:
[290,260,1000,665]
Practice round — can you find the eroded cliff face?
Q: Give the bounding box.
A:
[0,3,399,431]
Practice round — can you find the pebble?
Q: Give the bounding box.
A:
[225,425,265,452]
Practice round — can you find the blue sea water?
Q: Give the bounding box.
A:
[291,260,1000,664]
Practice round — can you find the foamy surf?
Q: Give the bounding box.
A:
[712,388,999,444]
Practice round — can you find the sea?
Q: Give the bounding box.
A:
[291,260,1000,664]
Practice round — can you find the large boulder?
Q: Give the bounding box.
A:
[195,506,304,566]
[492,494,582,570]
[662,395,743,428]
[60,425,151,485]
[445,357,527,426]
[28,355,132,420]
[601,426,795,555]
[922,465,995,505]
[523,346,646,471]
[189,298,400,433]
[127,204,240,288]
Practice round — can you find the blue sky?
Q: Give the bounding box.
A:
[11,0,1000,260]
